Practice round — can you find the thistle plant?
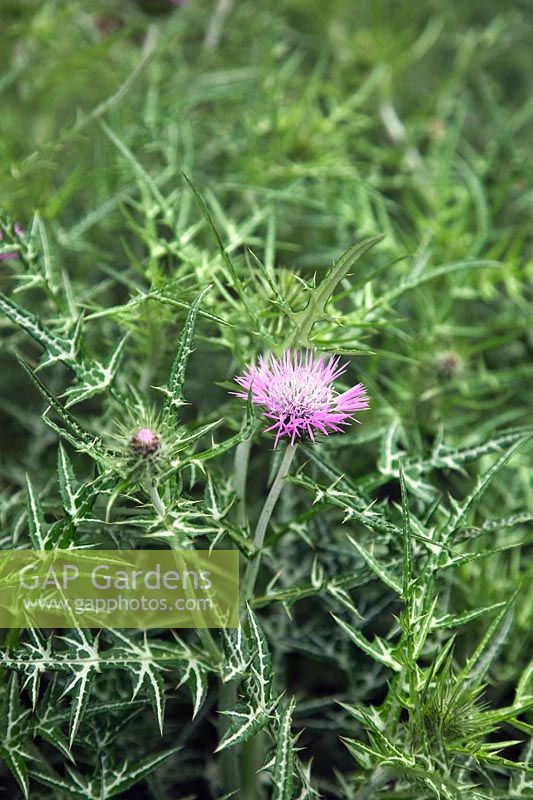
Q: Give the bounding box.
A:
[0,2,532,800]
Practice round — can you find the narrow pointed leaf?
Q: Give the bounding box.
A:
[332,614,402,672]
[272,697,296,800]
[163,285,211,421]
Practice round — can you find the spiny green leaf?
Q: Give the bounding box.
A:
[331,614,402,672]
[17,355,105,457]
[283,235,384,348]
[459,589,519,686]
[215,701,270,752]
[191,399,257,463]
[1,747,30,799]
[62,333,129,408]
[290,472,400,536]
[411,596,438,662]
[28,769,89,799]
[57,444,78,518]
[104,747,180,797]
[101,122,169,214]
[301,444,367,505]
[412,425,533,474]
[346,534,402,595]
[183,173,243,291]
[247,608,273,709]
[272,697,296,800]
[441,436,531,544]
[434,602,507,630]
[60,636,99,747]
[30,210,61,295]
[162,284,211,422]
[0,291,74,366]
[25,474,49,549]
[178,660,208,718]
[222,626,251,683]
[0,674,31,799]
[399,464,412,599]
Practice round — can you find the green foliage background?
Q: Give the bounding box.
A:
[0,1,532,798]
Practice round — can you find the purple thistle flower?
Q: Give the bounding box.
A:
[234,350,369,446]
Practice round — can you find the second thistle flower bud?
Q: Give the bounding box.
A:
[130,427,161,457]
[435,351,463,379]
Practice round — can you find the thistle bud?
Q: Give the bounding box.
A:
[130,427,161,457]
[435,351,463,379]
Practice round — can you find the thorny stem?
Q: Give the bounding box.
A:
[151,445,298,798]
[234,440,296,800]
[217,435,252,795]
[241,443,297,605]
[236,444,297,799]
[147,481,221,664]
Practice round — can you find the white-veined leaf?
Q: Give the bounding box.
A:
[25,474,49,549]
[347,535,402,595]
[57,444,78,518]
[161,285,211,421]
[0,674,32,799]
[331,614,402,672]
[215,701,270,752]
[272,697,296,800]
[247,608,273,709]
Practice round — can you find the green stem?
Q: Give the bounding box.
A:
[237,445,297,799]
[353,767,394,800]
[148,481,166,517]
[218,435,252,795]
[147,480,221,664]
[241,443,297,606]
[241,731,265,800]
[233,436,252,527]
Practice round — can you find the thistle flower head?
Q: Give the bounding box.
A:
[130,427,161,457]
[234,350,369,445]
